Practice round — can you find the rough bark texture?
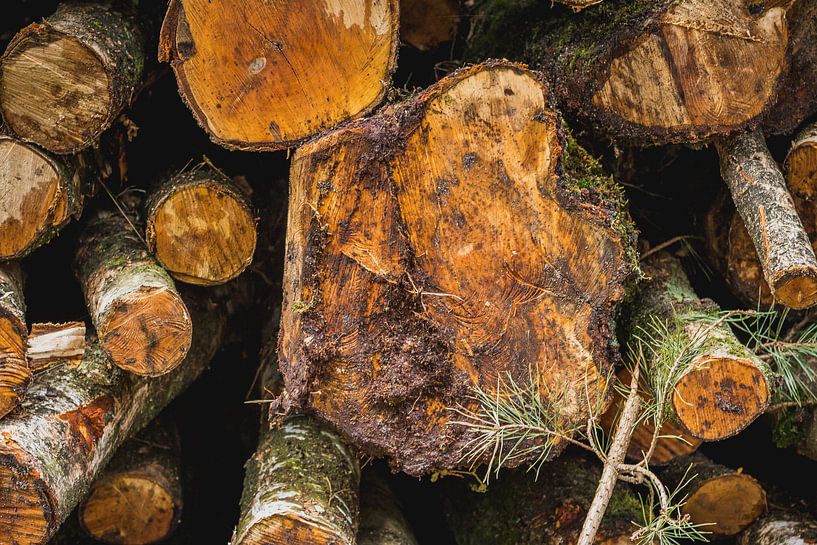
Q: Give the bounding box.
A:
[230,416,360,545]
[627,252,770,440]
[0,290,225,545]
[764,0,817,135]
[158,0,399,151]
[739,509,817,545]
[467,0,793,145]
[0,262,30,420]
[717,129,817,309]
[79,416,182,545]
[277,60,638,476]
[75,211,192,376]
[0,2,146,154]
[442,456,641,545]
[145,165,257,286]
[661,453,767,538]
[400,0,459,51]
[0,135,94,259]
[358,470,418,545]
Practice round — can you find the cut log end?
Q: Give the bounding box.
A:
[81,475,176,545]
[146,173,256,286]
[0,31,110,154]
[237,517,340,545]
[786,143,817,200]
[672,356,769,441]
[685,473,767,537]
[0,138,64,259]
[160,0,398,150]
[100,286,192,377]
[772,266,817,310]
[0,453,49,545]
[0,356,32,419]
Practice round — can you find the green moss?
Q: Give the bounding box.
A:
[773,408,806,449]
[607,484,643,519]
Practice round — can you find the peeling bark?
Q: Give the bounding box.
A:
[0,2,147,154]
[661,453,767,538]
[0,290,225,545]
[75,211,192,377]
[717,129,817,309]
[627,252,770,440]
[80,416,182,545]
[145,165,257,287]
[277,60,638,475]
[739,509,817,545]
[26,322,86,372]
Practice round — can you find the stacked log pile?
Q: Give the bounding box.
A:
[1,1,817,544]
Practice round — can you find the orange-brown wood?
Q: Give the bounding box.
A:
[400,0,459,51]
[684,474,767,537]
[159,0,398,150]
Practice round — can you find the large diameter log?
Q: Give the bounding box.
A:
[443,456,640,544]
[0,2,146,154]
[145,165,257,286]
[629,253,770,440]
[79,417,182,545]
[467,0,792,145]
[230,416,360,545]
[0,291,225,545]
[0,135,92,259]
[661,453,767,538]
[400,0,459,51]
[358,470,418,545]
[739,509,817,545]
[764,0,817,135]
[717,129,817,309]
[0,262,30,419]
[277,60,638,475]
[158,0,398,151]
[75,212,192,376]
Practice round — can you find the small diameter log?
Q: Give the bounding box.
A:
[400,0,459,51]
[75,211,192,376]
[80,417,182,545]
[717,129,817,309]
[278,60,638,475]
[231,416,360,545]
[0,135,93,259]
[145,165,257,286]
[0,291,225,545]
[661,453,767,538]
[0,262,29,419]
[358,470,418,545]
[158,0,398,151]
[0,2,146,154]
[739,509,817,545]
[628,252,770,440]
[26,322,86,372]
[443,456,641,545]
[600,370,701,465]
[467,0,792,145]
[786,122,817,201]
[764,0,817,135]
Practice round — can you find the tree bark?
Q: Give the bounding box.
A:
[79,416,182,545]
[0,135,94,260]
[0,262,30,420]
[26,322,86,372]
[358,469,418,545]
[145,164,257,287]
[661,453,767,538]
[467,0,793,145]
[763,0,817,135]
[739,508,817,545]
[442,456,641,545]
[158,0,399,151]
[277,60,639,476]
[717,129,817,309]
[0,2,147,154]
[400,0,459,51]
[0,289,225,545]
[628,252,770,440]
[75,211,192,377]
